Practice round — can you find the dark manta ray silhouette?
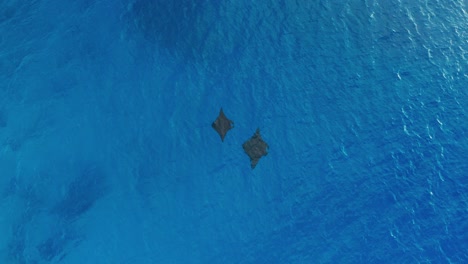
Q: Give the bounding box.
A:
[212,108,234,142]
[242,128,269,169]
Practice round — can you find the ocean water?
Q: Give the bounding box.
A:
[0,0,467,263]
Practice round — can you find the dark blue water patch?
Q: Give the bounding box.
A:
[125,0,258,68]
[52,164,108,221]
[37,237,66,262]
[0,5,15,23]
[37,229,79,263]
[5,210,79,264]
[126,0,216,59]
[47,72,78,98]
[3,170,87,264]
[0,0,40,25]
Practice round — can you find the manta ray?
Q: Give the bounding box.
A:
[212,108,234,142]
[242,128,269,169]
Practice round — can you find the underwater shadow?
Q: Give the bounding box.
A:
[52,164,109,221]
[125,0,219,61]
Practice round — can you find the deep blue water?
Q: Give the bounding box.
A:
[0,0,467,263]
